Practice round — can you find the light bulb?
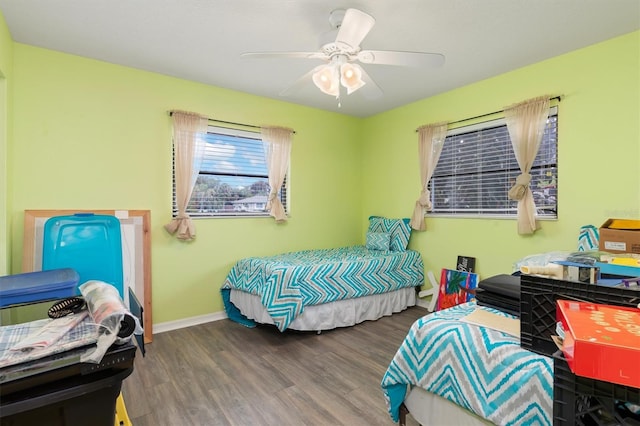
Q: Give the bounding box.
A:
[312,65,339,97]
[340,63,365,95]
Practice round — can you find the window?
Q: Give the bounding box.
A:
[429,106,557,218]
[173,126,288,217]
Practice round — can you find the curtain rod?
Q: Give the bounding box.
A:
[168,111,296,134]
[415,95,562,132]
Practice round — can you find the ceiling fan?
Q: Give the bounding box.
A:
[241,8,445,104]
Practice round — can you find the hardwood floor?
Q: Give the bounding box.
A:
[121,307,428,426]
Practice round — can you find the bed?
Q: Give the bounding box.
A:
[221,216,425,332]
[221,244,424,332]
[381,301,553,426]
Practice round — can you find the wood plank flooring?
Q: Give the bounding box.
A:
[121,307,428,426]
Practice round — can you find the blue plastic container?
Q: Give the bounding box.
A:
[0,268,80,308]
[595,261,640,278]
[42,214,124,298]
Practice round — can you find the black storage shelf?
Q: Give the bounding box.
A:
[520,275,640,356]
[553,352,640,425]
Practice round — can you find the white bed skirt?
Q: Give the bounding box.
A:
[404,387,493,426]
[229,287,416,332]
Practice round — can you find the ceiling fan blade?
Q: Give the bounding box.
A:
[278,66,323,97]
[335,8,375,49]
[242,51,328,60]
[357,66,383,100]
[357,50,445,67]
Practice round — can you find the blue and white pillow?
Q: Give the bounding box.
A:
[366,232,391,251]
[368,216,411,252]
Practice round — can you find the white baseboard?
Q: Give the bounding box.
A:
[415,298,430,310]
[153,310,227,334]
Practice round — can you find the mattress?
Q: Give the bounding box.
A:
[381,301,553,426]
[221,246,424,331]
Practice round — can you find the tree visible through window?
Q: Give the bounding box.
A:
[173,126,288,217]
[429,107,558,218]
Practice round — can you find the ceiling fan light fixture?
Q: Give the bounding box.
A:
[340,63,365,94]
[242,7,446,104]
[312,64,339,97]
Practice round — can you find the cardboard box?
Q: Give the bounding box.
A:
[599,218,640,254]
[556,299,640,388]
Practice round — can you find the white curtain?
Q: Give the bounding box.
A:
[164,111,208,241]
[261,126,293,222]
[410,122,448,231]
[504,96,551,235]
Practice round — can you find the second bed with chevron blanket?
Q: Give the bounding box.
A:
[221,246,424,331]
[382,302,553,426]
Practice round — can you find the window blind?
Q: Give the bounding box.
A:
[430,108,558,217]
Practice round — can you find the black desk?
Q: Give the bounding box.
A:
[0,342,136,426]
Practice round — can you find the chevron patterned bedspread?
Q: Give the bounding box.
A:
[222,246,424,331]
[381,302,553,425]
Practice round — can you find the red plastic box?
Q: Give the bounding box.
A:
[556,299,640,388]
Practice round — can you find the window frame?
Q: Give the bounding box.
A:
[171,125,289,219]
[427,106,558,220]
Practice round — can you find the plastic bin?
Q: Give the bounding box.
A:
[0,269,79,308]
[520,274,640,356]
[42,214,124,299]
[0,343,136,426]
[553,351,640,425]
[0,368,132,426]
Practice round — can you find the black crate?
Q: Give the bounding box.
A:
[553,352,640,425]
[520,275,640,356]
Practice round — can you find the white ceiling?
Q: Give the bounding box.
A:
[1,0,639,117]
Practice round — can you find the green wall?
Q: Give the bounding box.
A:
[5,26,639,327]
[9,44,362,323]
[361,31,640,282]
[0,11,12,276]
